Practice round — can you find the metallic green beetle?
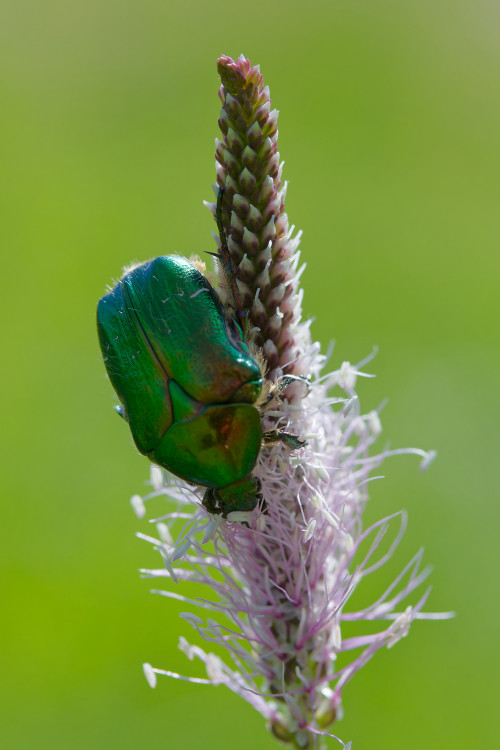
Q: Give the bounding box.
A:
[97,254,264,516]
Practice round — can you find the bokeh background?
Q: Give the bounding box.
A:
[1,1,498,748]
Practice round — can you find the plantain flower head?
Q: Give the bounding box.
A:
[132,55,448,749]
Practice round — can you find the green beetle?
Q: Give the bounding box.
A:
[97,254,265,516]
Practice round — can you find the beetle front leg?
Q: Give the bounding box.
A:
[264,375,311,410]
[262,430,307,450]
[275,374,311,397]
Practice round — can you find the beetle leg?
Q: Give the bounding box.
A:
[255,483,267,515]
[263,375,311,411]
[215,187,247,323]
[202,488,224,516]
[275,374,311,397]
[262,430,307,450]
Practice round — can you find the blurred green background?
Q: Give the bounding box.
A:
[1,0,498,748]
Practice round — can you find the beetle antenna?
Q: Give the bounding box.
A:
[215,186,247,322]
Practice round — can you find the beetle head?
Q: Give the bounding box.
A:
[203,476,262,516]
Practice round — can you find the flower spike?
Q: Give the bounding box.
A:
[127,55,451,749]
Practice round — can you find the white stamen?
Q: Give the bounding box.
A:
[202,515,223,543]
[314,465,330,484]
[130,494,146,519]
[367,410,382,437]
[150,466,163,491]
[205,654,224,683]
[387,606,413,648]
[156,522,172,545]
[420,450,437,471]
[171,540,191,562]
[343,396,358,417]
[179,613,204,626]
[143,663,157,688]
[158,545,178,584]
[303,519,316,542]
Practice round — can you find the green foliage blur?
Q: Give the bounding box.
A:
[1,1,497,748]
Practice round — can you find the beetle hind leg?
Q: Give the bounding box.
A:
[262,430,307,450]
